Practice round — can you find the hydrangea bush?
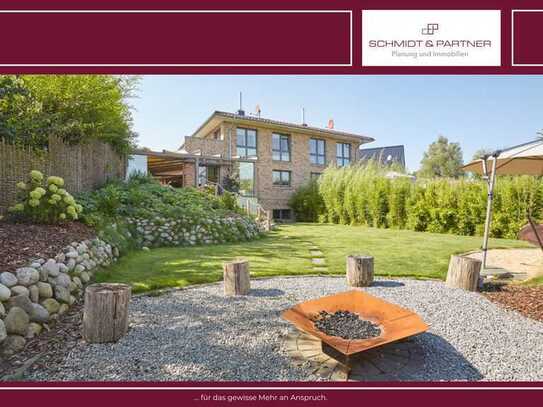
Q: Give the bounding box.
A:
[8,170,83,223]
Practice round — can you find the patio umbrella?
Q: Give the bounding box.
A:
[463,138,543,269]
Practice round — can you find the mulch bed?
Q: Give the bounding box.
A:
[482,283,543,322]
[0,221,95,273]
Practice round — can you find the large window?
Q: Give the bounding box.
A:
[336,142,351,167]
[272,170,291,186]
[272,133,290,161]
[238,161,255,196]
[236,128,257,158]
[309,138,326,165]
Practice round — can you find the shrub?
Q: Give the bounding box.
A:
[288,179,324,222]
[8,170,83,223]
[308,164,543,238]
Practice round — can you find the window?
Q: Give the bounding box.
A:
[272,133,290,161]
[336,142,351,167]
[236,128,257,158]
[310,138,326,165]
[310,172,322,180]
[272,170,291,186]
[272,209,292,221]
[238,161,255,197]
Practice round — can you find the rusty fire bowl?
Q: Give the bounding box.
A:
[281,290,429,364]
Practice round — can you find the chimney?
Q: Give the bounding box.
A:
[237,92,245,116]
[301,107,307,126]
[327,119,335,129]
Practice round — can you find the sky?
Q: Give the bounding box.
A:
[131,75,543,172]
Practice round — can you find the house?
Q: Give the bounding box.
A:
[130,110,373,220]
[359,145,406,170]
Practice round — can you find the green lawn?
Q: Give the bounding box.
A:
[96,223,530,293]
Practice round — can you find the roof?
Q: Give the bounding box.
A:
[190,110,374,143]
[359,145,406,169]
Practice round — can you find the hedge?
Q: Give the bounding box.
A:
[291,163,543,239]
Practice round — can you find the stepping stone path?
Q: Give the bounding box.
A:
[308,245,328,273]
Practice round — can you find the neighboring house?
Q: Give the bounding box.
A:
[130,110,373,220]
[359,145,406,170]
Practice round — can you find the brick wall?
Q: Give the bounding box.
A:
[0,136,126,214]
[182,136,227,157]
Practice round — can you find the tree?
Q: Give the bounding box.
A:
[0,75,139,154]
[472,148,494,161]
[418,135,464,178]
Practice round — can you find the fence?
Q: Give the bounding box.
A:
[0,136,126,214]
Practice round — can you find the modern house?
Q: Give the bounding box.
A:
[130,110,373,220]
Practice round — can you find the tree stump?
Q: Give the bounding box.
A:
[346,255,374,287]
[445,255,481,292]
[82,283,131,343]
[223,260,250,296]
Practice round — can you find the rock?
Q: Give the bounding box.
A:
[0,272,18,288]
[66,258,76,271]
[55,252,66,263]
[2,335,26,356]
[26,322,42,338]
[0,319,6,343]
[41,298,60,314]
[54,273,71,288]
[29,303,49,323]
[39,268,48,282]
[29,284,40,303]
[65,251,78,259]
[68,295,76,306]
[0,283,11,301]
[5,294,34,314]
[11,285,29,297]
[80,271,90,283]
[142,246,150,251]
[43,259,60,277]
[15,267,40,286]
[37,282,53,299]
[4,307,30,335]
[58,303,70,315]
[0,302,5,318]
[58,263,69,273]
[72,277,83,289]
[74,264,85,274]
[54,286,71,303]
[30,262,42,269]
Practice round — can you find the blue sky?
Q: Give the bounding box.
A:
[132,75,543,172]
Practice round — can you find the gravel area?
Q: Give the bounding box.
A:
[26,277,543,381]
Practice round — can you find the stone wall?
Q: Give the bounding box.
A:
[0,238,119,357]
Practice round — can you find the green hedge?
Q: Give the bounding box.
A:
[296,163,543,239]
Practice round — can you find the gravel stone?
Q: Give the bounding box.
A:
[0,272,18,288]
[25,277,543,382]
[313,310,381,340]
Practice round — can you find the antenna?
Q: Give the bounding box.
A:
[301,107,307,126]
[237,92,245,116]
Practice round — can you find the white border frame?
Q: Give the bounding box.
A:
[0,9,353,67]
[512,9,543,66]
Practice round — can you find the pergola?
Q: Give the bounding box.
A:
[463,138,543,269]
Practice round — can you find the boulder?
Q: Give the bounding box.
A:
[26,322,43,339]
[37,282,53,299]
[15,267,40,286]
[1,335,26,356]
[55,252,66,263]
[58,263,69,273]
[0,272,18,288]
[54,273,71,288]
[0,320,6,343]
[58,303,70,315]
[80,271,90,283]
[39,268,49,282]
[41,298,60,314]
[0,283,11,301]
[29,284,40,303]
[29,303,50,323]
[74,264,85,275]
[65,251,78,259]
[0,302,5,318]
[72,276,83,289]
[11,285,29,297]
[5,294,34,314]
[4,307,30,336]
[54,286,71,303]
[43,259,60,277]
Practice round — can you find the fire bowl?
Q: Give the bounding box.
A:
[281,290,428,366]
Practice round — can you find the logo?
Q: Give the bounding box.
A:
[421,23,439,35]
